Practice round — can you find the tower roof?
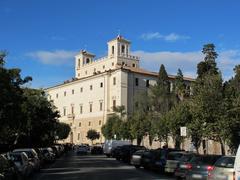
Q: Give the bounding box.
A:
[79,50,95,57]
[108,35,131,44]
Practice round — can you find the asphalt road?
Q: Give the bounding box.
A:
[32,152,175,180]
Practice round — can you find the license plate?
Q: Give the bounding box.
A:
[192,174,203,179]
[216,174,227,179]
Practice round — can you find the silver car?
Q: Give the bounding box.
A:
[9,152,33,177]
[164,151,186,173]
[208,156,235,180]
[13,148,40,171]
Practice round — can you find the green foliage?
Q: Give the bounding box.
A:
[55,122,71,140]
[174,69,189,100]
[0,51,64,147]
[86,129,100,143]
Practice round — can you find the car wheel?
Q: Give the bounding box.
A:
[134,165,140,169]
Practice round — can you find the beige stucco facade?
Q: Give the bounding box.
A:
[46,36,193,145]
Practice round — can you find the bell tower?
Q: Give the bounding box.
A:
[107,35,131,58]
[75,50,95,78]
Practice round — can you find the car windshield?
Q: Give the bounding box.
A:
[191,155,221,165]
[168,153,184,160]
[18,151,34,158]
[10,154,22,162]
[180,154,194,162]
[214,157,235,168]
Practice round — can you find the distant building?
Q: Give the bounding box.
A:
[45,35,193,144]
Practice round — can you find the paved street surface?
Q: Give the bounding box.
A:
[32,151,175,180]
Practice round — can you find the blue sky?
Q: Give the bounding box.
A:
[1,0,240,88]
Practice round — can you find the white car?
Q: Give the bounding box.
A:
[13,148,40,171]
[8,152,33,177]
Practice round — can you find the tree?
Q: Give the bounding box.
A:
[167,101,192,149]
[0,51,32,145]
[86,129,100,144]
[130,91,151,145]
[19,88,60,147]
[174,69,189,100]
[55,122,71,140]
[189,44,226,154]
[149,64,176,145]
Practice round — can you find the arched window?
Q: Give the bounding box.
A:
[121,45,125,53]
[112,46,114,55]
[86,58,90,64]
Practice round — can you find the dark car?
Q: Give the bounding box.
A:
[0,154,20,180]
[118,145,146,163]
[174,153,196,179]
[186,154,222,180]
[141,149,163,171]
[130,149,147,168]
[164,151,188,174]
[91,146,103,155]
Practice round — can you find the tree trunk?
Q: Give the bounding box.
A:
[137,137,142,146]
[220,138,226,155]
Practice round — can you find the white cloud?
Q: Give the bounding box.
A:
[26,50,77,65]
[133,49,240,80]
[140,32,190,42]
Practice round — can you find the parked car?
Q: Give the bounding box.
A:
[175,153,196,179]
[164,151,189,173]
[234,144,240,180]
[112,146,123,160]
[208,156,235,180]
[91,146,103,155]
[76,145,88,155]
[130,149,147,168]
[13,148,40,171]
[8,152,33,177]
[141,149,164,171]
[0,154,19,180]
[117,145,146,163]
[186,154,222,180]
[42,148,55,163]
[103,140,131,157]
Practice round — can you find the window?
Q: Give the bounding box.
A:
[90,104,92,112]
[78,59,81,67]
[113,77,116,85]
[94,68,96,72]
[72,89,74,94]
[80,105,83,114]
[78,133,80,140]
[99,120,102,125]
[79,122,81,127]
[78,73,80,77]
[71,105,74,114]
[146,80,150,87]
[70,123,72,126]
[90,85,93,90]
[80,87,83,92]
[56,93,58,98]
[112,62,114,66]
[64,91,66,96]
[63,107,66,116]
[135,78,139,86]
[100,102,103,111]
[103,65,105,69]
[132,63,135,67]
[113,100,116,109]
[122,62,125,66]
[121,45,125,53]
[86,58,90,64]
[100,82,103,88]
[49,95,51,100]
[112,46,114,55]
[85,71,87,75]
[88,122,91,126]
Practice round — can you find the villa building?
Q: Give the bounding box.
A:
[45,35,193,145]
